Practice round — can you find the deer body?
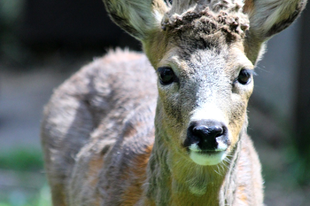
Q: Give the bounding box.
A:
[41,0,307,205]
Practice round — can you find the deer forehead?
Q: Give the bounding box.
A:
[145,4,250,68]
[158,42,252,79]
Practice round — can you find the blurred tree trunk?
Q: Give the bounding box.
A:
[295,5,310,184]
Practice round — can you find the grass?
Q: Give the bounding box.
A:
[0,147,51,206]
[0,148,44,171]
[0,184,51,206]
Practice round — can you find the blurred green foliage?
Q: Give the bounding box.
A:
[0,0,29,65]
[0,148,51,206]
[0,0,23,25]
[0,148,44,171]
[0,184,51,206]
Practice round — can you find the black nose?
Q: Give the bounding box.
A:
[193,124,224,139]
[185,120,228,150]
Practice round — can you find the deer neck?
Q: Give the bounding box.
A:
[143,123,245,206]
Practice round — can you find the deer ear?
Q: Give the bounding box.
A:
[243,0,307,64]
[103,0,167,41]
[244,0,307,39]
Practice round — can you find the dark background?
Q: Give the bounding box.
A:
[0,0,310,205]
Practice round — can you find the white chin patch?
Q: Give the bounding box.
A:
[188,143,227,166]
[190,151,226,166]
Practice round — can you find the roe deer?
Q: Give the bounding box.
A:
[41,0,307,205]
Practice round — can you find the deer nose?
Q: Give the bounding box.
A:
[192,125,223,139]
[185,120,229,150]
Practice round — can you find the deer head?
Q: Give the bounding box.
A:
[103,0,306,166]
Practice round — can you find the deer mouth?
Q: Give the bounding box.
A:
[187,143,227,166]
[189,150,227,166]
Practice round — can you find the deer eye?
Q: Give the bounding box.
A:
[157,67,176,85]
[237,69,253,85]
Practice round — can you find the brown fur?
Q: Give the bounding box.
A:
[243,0,254,14]
[122,144,153,205]
[41,0,306,205]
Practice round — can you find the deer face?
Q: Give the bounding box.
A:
[149,27,254,165]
